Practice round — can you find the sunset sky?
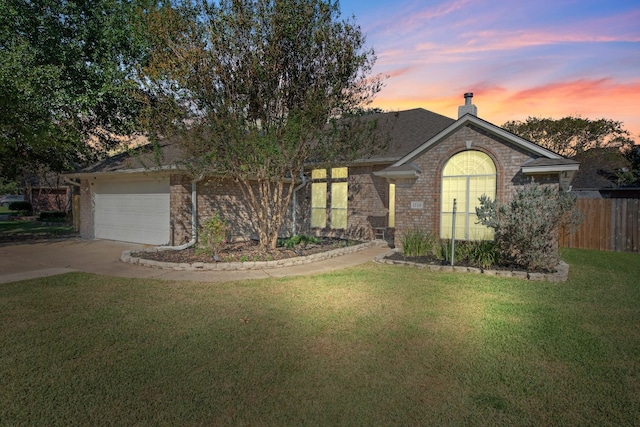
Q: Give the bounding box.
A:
[340,0,640,141]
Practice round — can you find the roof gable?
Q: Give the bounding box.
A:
[393,113,563,167]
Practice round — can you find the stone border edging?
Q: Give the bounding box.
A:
[374,248,569,282]
[121,240,378,271]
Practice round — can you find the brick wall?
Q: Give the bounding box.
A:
[169,174,193,245]
[163,124,566,248]
[392,124,557,246]
[170,164,394,245]
[196,177,256,241]
[296,164,391,241]
[347,165,390,240]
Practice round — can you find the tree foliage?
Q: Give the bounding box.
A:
[476,182,583,271]
[503,116,636,158]
[142,0,384,248]
[0,0,155,178]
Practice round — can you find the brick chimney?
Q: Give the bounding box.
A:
[458,92,477,118]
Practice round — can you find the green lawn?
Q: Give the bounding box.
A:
[0,219,74,237]
[1,248,639,426]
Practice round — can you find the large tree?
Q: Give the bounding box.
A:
[0,0,155,179]
[502,116,636,158]
[143,0,383,249]
[504,116,640,185]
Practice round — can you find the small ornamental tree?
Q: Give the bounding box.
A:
[142,0,384,249]
[475,182,582,272]
[197,212,229,258]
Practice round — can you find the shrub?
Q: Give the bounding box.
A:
[467,239,500,270]
[401,229,438,257]
[438,239,474,264]
[38,211,67,222]
[8,201,33,215]
[197,212,229,257]
[476,182,582,271]
[278,234,320,248]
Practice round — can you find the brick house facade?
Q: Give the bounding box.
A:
[67,94,579,247]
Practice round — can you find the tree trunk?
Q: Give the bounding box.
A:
[237,176,297,250]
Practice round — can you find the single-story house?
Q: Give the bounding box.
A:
[65,93,579,247]
[25,174,72,212]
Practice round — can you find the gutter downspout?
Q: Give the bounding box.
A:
[165,175,204,250]
[291,173,307,236]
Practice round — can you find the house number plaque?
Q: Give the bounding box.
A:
[410,201,424,209]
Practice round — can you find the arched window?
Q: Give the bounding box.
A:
[441,151,496,240]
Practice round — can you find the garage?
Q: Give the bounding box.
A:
[93,178,170,245]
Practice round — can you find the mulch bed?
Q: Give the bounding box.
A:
[132,238,363,264]
[385,251,554,273]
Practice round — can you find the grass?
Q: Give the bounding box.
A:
[1,248,639,426]
[0,219,74,237]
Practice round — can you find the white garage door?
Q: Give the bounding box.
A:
[94,178,170,245]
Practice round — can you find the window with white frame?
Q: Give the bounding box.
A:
[441,151,496,240]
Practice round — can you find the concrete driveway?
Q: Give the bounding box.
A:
[0,238,389,284]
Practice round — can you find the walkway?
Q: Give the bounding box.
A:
[0,238,390,284]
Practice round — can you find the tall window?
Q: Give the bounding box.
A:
[311,169,327,228]
[388,183,396,228]
[441,151,496,240]
[311,167,348,229]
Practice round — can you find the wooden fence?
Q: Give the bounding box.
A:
[560,198,640,252]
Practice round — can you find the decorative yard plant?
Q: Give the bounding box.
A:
[401,229,500,270]
[476,182,582,271]
[401,229,439,257]
[197,212,229,258]
[278,234,320,249]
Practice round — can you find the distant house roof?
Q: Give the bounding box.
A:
[570,147,631,190]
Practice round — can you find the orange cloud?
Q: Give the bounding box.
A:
[370,79,640,141]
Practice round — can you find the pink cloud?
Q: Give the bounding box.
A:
[370,79,640,141]
[385,66,414,79]
[365,0,471,38]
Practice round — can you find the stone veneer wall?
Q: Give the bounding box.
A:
[392,124,559,247]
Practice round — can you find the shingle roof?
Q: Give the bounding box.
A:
[569,148,630,190]
[71,108,456,175]
[74,139,186,175]
[360,108,455,162]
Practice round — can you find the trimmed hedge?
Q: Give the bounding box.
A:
[38,211,67,221]
[8,201,33,214]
